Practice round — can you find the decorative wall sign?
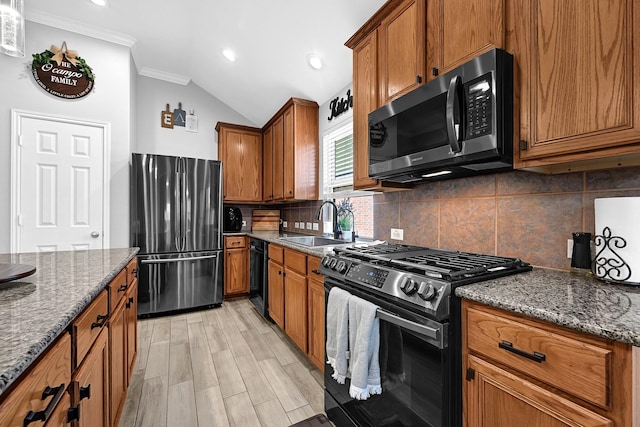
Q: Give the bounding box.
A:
[173,102,186,127]
[31,42,95,99]
[185,110,198,133]
[161,104,174,128]
[327,89,353,121]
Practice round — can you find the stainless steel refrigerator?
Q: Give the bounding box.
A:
[130,153,224,318]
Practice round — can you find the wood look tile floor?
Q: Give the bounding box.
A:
[118,299,326,427]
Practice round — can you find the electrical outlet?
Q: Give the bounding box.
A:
[283,221,288,228]
[242,220,246,227]
[567,238,573,259]
[306,222,312,230]
[294,222,300,229]
[391,228,404,240]
[313,222,319,231]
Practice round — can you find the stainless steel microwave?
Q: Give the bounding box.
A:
[368,48,513,183]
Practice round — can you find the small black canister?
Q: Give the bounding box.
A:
[571,232,592,269]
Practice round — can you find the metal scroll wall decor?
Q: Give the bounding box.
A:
[592,226,632,282]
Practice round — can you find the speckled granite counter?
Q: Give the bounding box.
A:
[455,268,640,347]
[0,248,139,396]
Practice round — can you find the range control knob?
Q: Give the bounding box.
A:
[418,282,437,301]
[329,258,338,270]
[336,261,348,273]
[322,256,332,267]
[400,278,417,295]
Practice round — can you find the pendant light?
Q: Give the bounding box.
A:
[0,0,25,57]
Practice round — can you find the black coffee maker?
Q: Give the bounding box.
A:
[223,207,243,232]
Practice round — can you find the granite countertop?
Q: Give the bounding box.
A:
[0,248,139,396]
[455,268,640,347]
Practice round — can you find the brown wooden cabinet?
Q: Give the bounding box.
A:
[216,122,263,202]
[463,300,634,427]
[73,327,109,427]
[224,236,249,297]
[510,0,640,173]
[284,248,308,352]
[427,0,504,79]
[262,125,274,202]
[125,281,138,383]
[268,258,285,329]
[108,298,126,427]
[346,0,423,191]
[307,257,325,372]
[262,98,319,202]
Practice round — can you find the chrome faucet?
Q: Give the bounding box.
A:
[316,201,341,240]
[339,208,357,243]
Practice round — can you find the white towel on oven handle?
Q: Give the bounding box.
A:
[348,295,382,400]
[326,286,351,384]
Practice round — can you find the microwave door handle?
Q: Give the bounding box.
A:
[446,75,463,153]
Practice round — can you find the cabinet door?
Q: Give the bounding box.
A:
[108,302,126,427]
[125,280,138,384]
[74,328,109,427]
[465,355,613,427]
[224,248,249,296]
[284,268,308,353]
[272,116,285,201]
[268,260,285,329]
[514,0,640,168]
[263,126,273,201]
[378,0,426,104]
[283,106,295,199]
[353,31,380,190]
[307,277,325,372]
[427,0,504,78]
[219,127,262,202]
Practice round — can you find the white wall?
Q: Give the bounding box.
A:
[0,21,132,253]
[135,77,255,160]
[319,83,353,135]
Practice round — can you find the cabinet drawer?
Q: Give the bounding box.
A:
[284,249,307,275]
[73,290,109,367]
[269,244,284,264]
[307,256,322,282]
[225,236,246,249]
[126,257,138,286]
[0,333,71,427]
[108,268,128,313]
[466,306,611,408]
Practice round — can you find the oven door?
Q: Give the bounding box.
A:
[324,278,453,427]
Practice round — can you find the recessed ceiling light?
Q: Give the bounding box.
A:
[222,49,236,62]
[307,54,322,70]
[90,0,107,6]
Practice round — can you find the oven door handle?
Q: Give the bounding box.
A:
[376,309,440,340]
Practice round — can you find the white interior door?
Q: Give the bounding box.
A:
[12,112,109,253]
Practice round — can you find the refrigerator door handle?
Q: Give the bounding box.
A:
[181,157,187,252]
[140,254,219,264]
[174,158,182,250]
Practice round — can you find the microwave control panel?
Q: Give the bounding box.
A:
[465,73,492,139]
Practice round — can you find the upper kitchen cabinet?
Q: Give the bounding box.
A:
[511,0,640,172]
[216,122,263,202]
[427,0,505,78]
[346,0,424,191]
[262,98,319,202]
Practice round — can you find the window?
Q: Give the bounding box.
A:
[320,120,374,239]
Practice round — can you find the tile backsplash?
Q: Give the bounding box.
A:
[228,166,640,271]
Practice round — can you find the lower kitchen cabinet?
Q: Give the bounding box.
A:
[108,298,127,427]
[307,256,325,372]
[284,266,308,352]
[224,236,250,298]
[463,300,634,427]
[125,282,138,383]
[268,258,285,329]
[73,327,109,427]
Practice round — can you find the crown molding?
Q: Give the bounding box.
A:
[25,9,137,47]
[138,67,191,85]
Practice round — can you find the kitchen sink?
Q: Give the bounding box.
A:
[278,236,348,247]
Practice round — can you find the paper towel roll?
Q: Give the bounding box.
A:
[594,197,640,284]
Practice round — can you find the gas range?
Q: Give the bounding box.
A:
[320,243,532,321]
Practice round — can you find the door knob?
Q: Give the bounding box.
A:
[91,231,100,238]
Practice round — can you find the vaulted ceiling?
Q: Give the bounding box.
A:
[25,0,386,125]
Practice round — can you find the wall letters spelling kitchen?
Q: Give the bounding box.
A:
[31,42,95,100]
[328,89,353,121]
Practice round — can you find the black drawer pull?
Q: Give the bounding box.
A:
[499,340,546,363]
[79,384,91,401]
[126,297,134,308]
[131,268,138,278]
[24,383,65,426]
[67,406,80,422]
[117,284,127,292]
[91,314,108,329]
[311,269,321,275]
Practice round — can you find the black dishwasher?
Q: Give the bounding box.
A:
[249,238,269,318]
